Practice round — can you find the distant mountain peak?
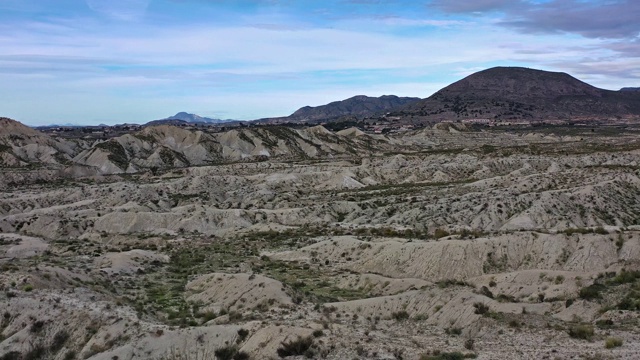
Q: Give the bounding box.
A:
[403,66,640,122]
[145,112,237,126]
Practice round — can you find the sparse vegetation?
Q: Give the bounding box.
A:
[604,337,623,349]
[567,324,594,340]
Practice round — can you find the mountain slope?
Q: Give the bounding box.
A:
[402,67,640,122]
[258,95,420,124]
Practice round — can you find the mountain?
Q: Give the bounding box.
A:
[620,87,640,92]
[256,95,421,124]
[149,112,237,126]
[401,67,640,122]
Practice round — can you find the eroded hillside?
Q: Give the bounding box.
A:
[2,123,640,359]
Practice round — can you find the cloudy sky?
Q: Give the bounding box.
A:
[1,0,639,125]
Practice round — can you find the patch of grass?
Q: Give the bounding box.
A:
[567,324,594,340]
[604,337,623,349]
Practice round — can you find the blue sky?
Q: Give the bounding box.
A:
[1,0,639,125]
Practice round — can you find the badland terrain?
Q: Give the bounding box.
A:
[2,67,640,360]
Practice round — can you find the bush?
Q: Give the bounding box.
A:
[237,328,250,343]
[214,345,250,360]
[312,330,324,338]
[473,302,489,315]
[479,286,494,299]
[604,337,623,349]
[464,339,474,350]
[391,311,410,321]
[30,320,45,333]
[579,284,606,300]
[568,324,594,340]
[277,336,314,358]
[445,327,462,336]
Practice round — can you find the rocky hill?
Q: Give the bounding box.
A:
[401,67,640,122]
[0,118,390,176]
[0,117,82,167]
[257,95,420,124]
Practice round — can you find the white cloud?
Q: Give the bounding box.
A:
[0,8,636,124]
[85,0,152,21]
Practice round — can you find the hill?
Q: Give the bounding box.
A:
[0,118,392,174]
[0,117,77,167]
[257,95,420,124]
[401,67,640,123]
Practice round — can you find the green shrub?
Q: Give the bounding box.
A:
[568,324,594,340]
[604,337,623,349]
[579,284,606,300]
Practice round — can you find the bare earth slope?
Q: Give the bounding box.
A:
[3,124,640,359]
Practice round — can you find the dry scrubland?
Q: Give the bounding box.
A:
[2,121,640,359]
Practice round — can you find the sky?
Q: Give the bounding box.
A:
[1,0,639,125]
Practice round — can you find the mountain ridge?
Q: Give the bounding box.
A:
[256,95,421,124]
